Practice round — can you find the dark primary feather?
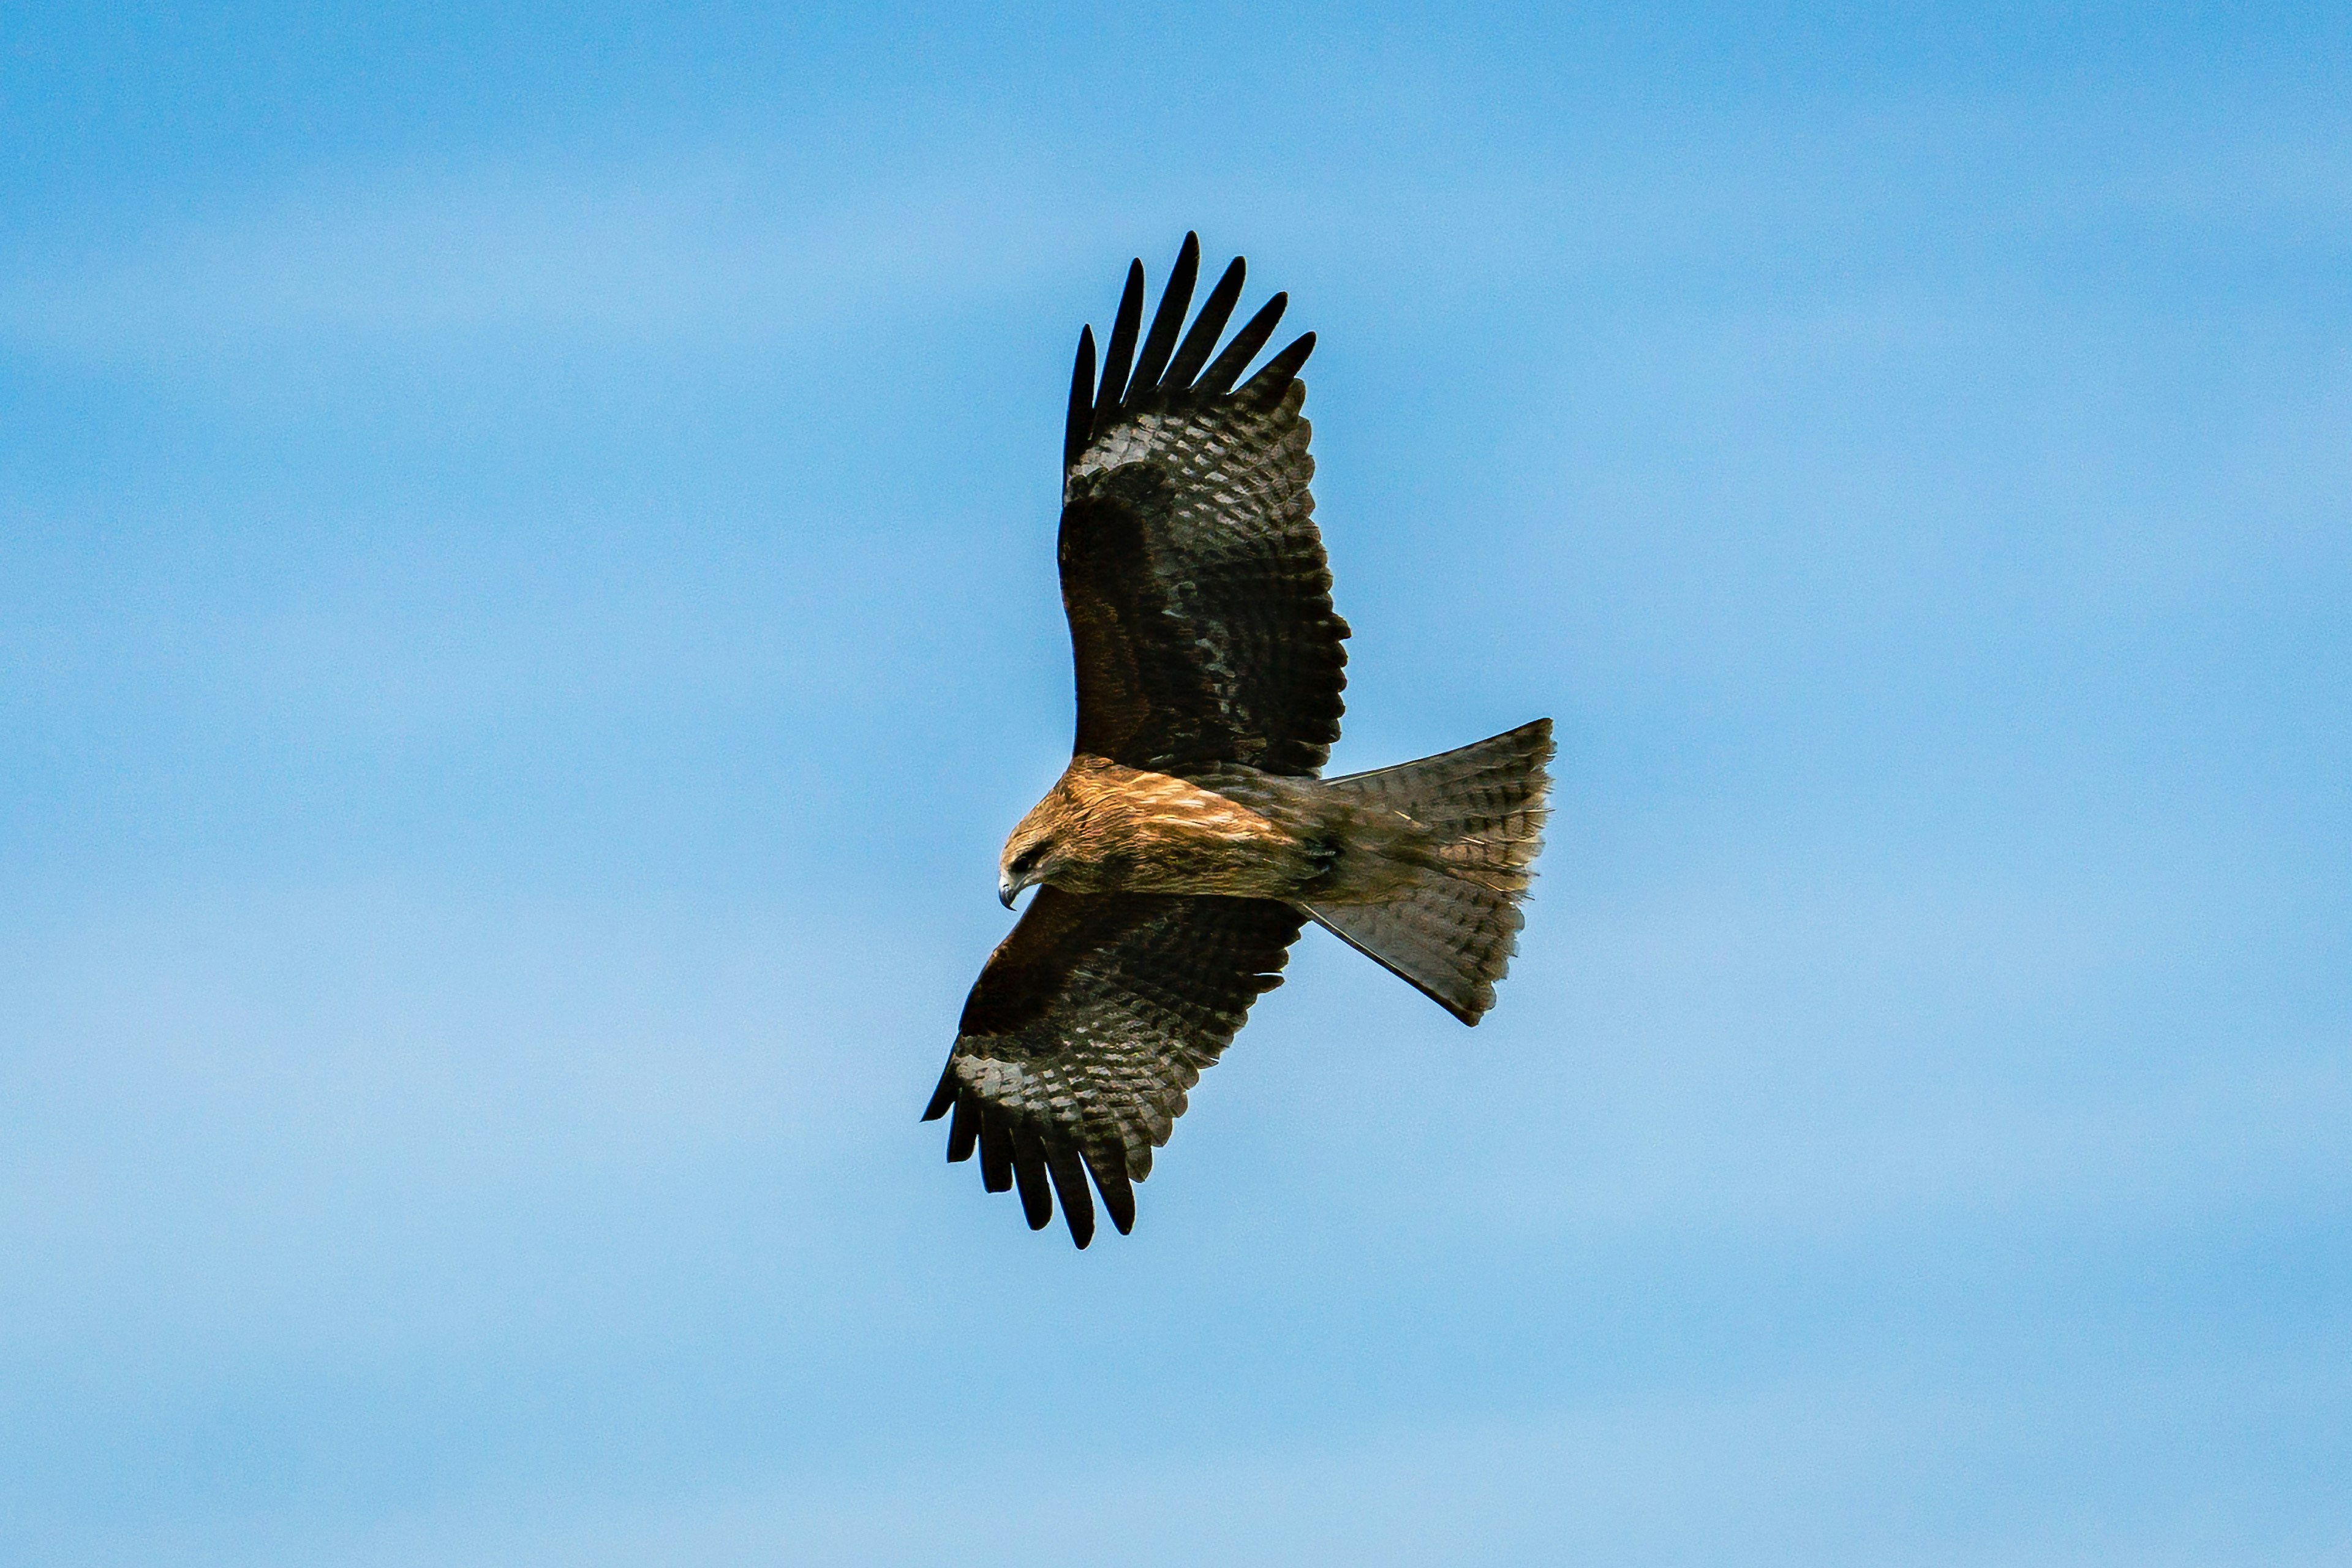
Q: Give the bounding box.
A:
[1164,255,1245,391]
[924,889,1303,1246]
[1197,291,1288,396]
[1059,234,1347,778]
[1088,261,1145,445]
[1063,326,1096,473]
[1011,1123,1054,1231]
[1129,232,1199,394]
[978,1112,1013,1193]
[1238,329,1317,402]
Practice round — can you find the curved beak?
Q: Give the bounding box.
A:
[998,874,1019,910]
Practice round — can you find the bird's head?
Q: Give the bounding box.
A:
[997,803,1065,910]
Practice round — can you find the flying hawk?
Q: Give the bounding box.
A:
[924,235,1552,1246]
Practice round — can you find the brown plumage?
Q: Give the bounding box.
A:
[924,235,1553,1246]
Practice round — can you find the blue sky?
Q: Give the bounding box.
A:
[4,4,2348,1563]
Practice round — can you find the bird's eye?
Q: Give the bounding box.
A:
[1012,846,1039,874]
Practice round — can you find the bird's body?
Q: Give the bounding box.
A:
[1000,757,1316,900]
[1005,753,1528,908]
[925,235,1553,1246]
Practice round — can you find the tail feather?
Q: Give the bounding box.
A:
[1304,719,1553,1025]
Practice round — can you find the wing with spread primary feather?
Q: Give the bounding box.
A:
[922,888,1305,1245]
[1058,233,1349,778]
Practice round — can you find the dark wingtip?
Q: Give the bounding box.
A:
[921,1064,957,1121]
[1063,323,1096,472]
[1238,330,1316,402]
[1011,1127,1055,1231]
[979,1112,1014,1193]
[1089,260,1146,440]
[1080,1145,1137,1235]
[1046,1147,1096,1248]
[1060,1195,1095,1247]
[945,1096,979,1163]
[1021,1191,1054,1231]
[1166,253,1245,391]
[1197,289,1289,394]
[1129,232,1200,398]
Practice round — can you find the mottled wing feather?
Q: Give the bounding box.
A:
[1060,233,1349,778]
[924,888,1305,1245]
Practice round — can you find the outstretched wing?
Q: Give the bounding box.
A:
[1059,233,1349,778]
[922,888,1305,1246]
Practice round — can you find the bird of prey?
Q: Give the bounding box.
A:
[923,235,1552,1246]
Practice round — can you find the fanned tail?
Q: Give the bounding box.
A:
[1303,718,1553,1024]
